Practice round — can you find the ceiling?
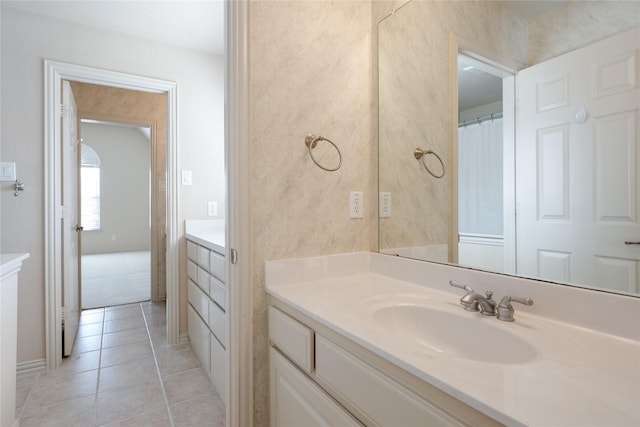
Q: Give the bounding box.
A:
[2,0,225,55]
[3,0,568,106]
[457,0,569,114]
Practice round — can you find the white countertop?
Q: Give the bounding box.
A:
[265,252,640,426]
[0,253,30,280]
[185,219,225,254]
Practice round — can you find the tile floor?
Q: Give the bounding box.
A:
[15,302,225,427]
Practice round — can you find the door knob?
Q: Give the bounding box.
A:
[75,225,84,232]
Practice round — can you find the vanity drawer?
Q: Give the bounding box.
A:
[187,241,197,261]
[188,305,211,376]
[209,300,226,348]
[188,279,209,321]
[211,331,226,406]
[210,251,225,282]
[197,246,210,270]
[187,260,198,282]
[315,335,462,427]
[210,276,226,311]
[269,306,314,374]
[197,266,211,294]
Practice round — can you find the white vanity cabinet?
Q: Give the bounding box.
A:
[268,303,500,427]
[186,239,226,404]
[269,306,362,427]
[1,254,29,427]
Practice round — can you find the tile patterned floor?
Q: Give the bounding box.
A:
[16,302,225,427]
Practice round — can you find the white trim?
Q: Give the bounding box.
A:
[225,1,253,426]
[450,32,517,272]
[458,233,505,247]
[16,359,47,376]
[44,60,180,369]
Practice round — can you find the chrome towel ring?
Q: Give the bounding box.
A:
[305,134,342,172]
[414,148,445,178]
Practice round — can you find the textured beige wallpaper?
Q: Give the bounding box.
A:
[71,82,167,301]
[378,1,527,256]
[528,1,640,65]
[249,1,372,423]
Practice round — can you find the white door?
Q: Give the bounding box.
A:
[62,80,81,356]
[517,28,640,293]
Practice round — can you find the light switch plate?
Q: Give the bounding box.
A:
[181,170,193,186]
[208,201,218,217]
[0,162,17,182]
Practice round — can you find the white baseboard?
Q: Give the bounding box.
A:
[179,331,190,344]
[17,359,46,376]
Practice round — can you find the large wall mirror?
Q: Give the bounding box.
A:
[378,0,640,297]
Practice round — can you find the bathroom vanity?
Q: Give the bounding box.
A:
[0,253,29,427]
[185,220,226,405]
[265,252,640,426]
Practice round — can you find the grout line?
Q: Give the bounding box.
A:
[14,371,41,423]
[141,303,176,427]
[92,309,106,427]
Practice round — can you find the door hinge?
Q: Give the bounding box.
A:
[230,248,238,265]
[59,205,70,219]
[59,306,66,324]
[60,104,66,117]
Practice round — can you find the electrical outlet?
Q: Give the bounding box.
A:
[207,201,218,217]
[379,192,391,218]
[349,191,364,218]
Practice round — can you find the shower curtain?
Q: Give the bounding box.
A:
[458,118,503,236]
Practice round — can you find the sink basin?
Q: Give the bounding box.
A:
[372,304,538,364]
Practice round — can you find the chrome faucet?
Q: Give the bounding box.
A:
[469,291,497,316]
[449,280,497,316]
[449,281,533,322]
[497,296,534,322]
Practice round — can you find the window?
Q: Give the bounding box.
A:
[81,144,101,231]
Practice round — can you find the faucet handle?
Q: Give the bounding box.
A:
[449,281,479,311]
[449,280,474,294]
[497,296,534,322]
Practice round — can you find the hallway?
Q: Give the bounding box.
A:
[15,302,225,426]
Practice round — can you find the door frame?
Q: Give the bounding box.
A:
[449,32,519,273]
[79,116,159,305]
[44,60,179,369]
[225,1,253,425]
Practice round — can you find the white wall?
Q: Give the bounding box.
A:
[0,6,224,364]
[80,123,151,254]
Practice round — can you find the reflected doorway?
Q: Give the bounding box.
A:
[80,121,152,309]
[69,81,168,312]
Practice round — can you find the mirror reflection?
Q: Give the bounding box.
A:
[378,0,640,296]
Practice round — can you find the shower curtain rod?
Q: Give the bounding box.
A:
[458,111,503,128]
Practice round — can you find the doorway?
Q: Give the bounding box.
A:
[453,48,516,275]
[44,60,180,369]
[79,120,153,309]
[456,53,512,274]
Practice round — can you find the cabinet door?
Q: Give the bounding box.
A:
[211,333,226,406]
[270,348,362,427]
[315,336,464,427]
[188,305,211,375]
